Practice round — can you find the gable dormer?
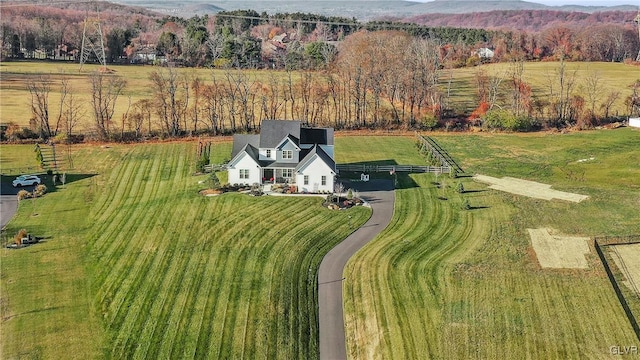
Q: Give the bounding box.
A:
[275,135,301,163]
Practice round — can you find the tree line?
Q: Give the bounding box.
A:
[9,30,639,144]
[1,4,638,68]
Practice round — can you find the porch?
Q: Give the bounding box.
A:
[261,167,297,185]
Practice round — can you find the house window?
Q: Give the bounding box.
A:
[304,175,309,185]
[321,176,327,186]
[282,169,293,178]
[240,169,249,179]
[282,150,293,159]
[266,149,271,158]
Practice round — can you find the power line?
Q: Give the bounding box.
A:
[0,0,97,8]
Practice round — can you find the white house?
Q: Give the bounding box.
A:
[474,47,495,59]
[629,117,640,128]
[227,120,336,192]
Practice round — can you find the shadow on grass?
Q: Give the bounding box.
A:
[468,206,490,210]
[0,173,97,195]
[338,160,419,190]
[37,173,97,194]
[461,189,487,194]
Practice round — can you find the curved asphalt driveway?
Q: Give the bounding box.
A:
[318,179,395,360]
[1,178,23,229]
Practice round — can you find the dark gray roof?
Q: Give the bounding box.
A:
[264,161,298,169]
[231,134,260,158]
[296,145,336,172]
[276,134,301,150]
[232,143,260,165]
[259,120,301,148]
[300,127,333,145]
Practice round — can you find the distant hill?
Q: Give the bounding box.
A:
[112,0,638,19]
[403,9,637,31]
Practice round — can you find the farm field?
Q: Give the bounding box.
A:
[0,140,371,359]
[343,128,640,359]
[1,128,639,359]
[0,61,636,129]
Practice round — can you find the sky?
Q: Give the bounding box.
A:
[414,0,638,6]
[533,0,636,5]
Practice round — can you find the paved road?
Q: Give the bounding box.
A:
[0,178,22,229]
[318,179,395,360]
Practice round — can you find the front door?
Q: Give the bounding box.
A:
[263,169,274,183]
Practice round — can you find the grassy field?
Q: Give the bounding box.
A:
[0,61,635,129]
[0,140,370,359]
[1,128,638,359]
[446,61,638,113]
[343,128,640,359]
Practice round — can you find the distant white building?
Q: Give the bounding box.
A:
[629,117,640,128]
[474,47,495,59]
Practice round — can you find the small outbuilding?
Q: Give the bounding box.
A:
[629,117,640,128]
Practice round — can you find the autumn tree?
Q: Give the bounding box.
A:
[156,31,181,60]
[89,71,126,140]
[106,28,134,63]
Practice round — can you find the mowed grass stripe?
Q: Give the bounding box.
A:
[345,174,492,359]
[96,145,173,324]
[3,140,370,359]
[92,147,164,295]
[107,148,185,356]
[168,214,219,359]
[125,150,197,358]
[90,146,161,265]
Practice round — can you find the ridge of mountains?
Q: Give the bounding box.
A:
[112,0,638,19]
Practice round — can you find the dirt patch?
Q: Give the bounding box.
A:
[474,174,589,203]
[528,228,590,269]
[609,244,640,296]
[199,189,223,196]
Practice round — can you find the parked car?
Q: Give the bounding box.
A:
[12,175,41,187]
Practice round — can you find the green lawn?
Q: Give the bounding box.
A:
[1,141,370,359]
[1,129,639,359]
[344,128,640,359]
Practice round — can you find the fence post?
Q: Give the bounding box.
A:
[594,237,640,342]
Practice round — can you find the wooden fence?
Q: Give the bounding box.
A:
[415,133,464,176]
[336,164,449,173]
[203,164,226,172]
[593,235,640,342]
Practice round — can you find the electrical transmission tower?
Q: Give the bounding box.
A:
[79,9,106,70]
[635,9,640,62]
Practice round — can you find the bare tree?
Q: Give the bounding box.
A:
[27,74,53,138]
[545,55,577,127]
[89,71,126,140]
[206,32,225,66]
[54,75,71,136]
[62,90,84,142]
[129,99,151,138]
[202,82,224,135]
[600,91,620,120]
[149,66,183,137]
[120,95,132,139]
[583,70,602,121]
[190,76,203,134]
